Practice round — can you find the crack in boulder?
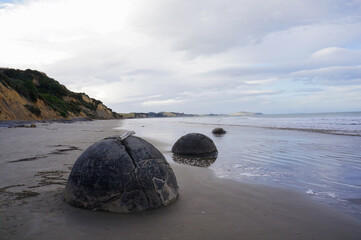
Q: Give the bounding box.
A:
[121,140,151,209]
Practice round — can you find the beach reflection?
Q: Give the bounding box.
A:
[172,154,217,167]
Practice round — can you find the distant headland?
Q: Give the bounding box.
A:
[119,111,263,119]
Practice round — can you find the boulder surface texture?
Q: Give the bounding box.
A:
[171,133,218,157]
[64,135,178,213]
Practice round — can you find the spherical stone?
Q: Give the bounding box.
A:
[171,133,218,157]
[212,128,226,135]
[64,135,178,213]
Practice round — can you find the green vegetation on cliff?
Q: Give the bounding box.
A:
[0,68,119,119]
[24,104,41,117]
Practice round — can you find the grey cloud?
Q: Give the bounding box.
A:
[309,47,361,66]
[291,66,361,85]
[199,46,361,86]
[290,88,324,93]
[124,69,172,77]
[138,0,361,55]
[200,66,292,80]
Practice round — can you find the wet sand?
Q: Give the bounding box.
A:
[1,120,360,240]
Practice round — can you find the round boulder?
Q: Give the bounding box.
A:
[212,128,226,135]
[64,133,178,213]
[171,133,218,157]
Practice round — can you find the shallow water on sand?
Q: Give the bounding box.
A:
[117,117,361,219]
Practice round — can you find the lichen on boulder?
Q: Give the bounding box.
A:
[64,133,178,213]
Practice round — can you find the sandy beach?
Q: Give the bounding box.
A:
[1,119,360,240]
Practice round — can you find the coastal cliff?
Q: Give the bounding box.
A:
[0,68,119,120]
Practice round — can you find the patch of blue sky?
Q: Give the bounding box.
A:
[0,0,16,3]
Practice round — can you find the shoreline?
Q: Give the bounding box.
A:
[2,115,360,137]
[0,117,94,128]
[1,120,361,239]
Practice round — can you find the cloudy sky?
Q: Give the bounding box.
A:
[1,0,361,114]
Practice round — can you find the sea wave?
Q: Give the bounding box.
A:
[174,120,361,136]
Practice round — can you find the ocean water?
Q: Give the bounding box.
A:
[175,112,361,136]
[117,112,361,218]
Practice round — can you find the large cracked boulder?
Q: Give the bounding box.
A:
[171,133,218,157]
[64,133,178,213]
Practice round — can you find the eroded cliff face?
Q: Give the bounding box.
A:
[0,69,119,121]
[0,82,40,120]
